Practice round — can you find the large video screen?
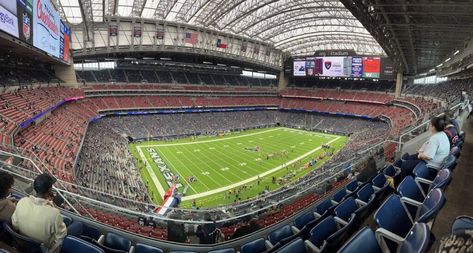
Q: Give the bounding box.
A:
[293,56,390,79]
[0,0,70,62]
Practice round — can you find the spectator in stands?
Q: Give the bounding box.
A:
[12,173,67,252]
[196,213,218,244]
[356,157,378,183]
[167,213,187,243]
[395,116,450,177]
[0,171,15,223]
[231,216,262,239]
[440,112,460,148]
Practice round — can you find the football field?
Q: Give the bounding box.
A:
[129,127,348,208]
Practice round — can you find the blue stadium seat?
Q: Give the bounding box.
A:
[452,216,473,234]
[338,227,382,253]
[383,164,400,178]
[208,248,235,253]
[345,180,360,194]
[275,238,307,253]
[305,215,347,252]
[441,154,456,171]
[415,169,452,196]
[314,199,334,219]
[397,223,430,253]
[240,238,267,253]
[62,215,73,227]
[267,225,294,247]
[134,243,163,253]
[331,188,348,205]
[80,223,102,243]
[293,211,316,230]
[334,197,358,225]
[371,174,389,196]
[416,189,446,223]
[356,184,376,207]
[413,163,437,181]
[60,236,104,253]
[169,251,197,253]
[99,232,132,253]
[397,176,425,203]
[3,222,48,253]
[0,250,9,253]
[374,194,430,252]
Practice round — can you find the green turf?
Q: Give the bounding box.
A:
[129,127,348,208]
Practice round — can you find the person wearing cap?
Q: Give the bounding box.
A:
[11,173,67,252]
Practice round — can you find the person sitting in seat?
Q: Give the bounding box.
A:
[394,116,450,178]
[12,173,67,253]
[0,171,16,223]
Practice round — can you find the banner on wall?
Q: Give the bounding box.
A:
[0,2,19,38]
[240,41,247,52]
[33,0,60,57]
[133,24,141,38]
[17,0,33,43]
[253,45,259,54]
[109,23,118,36]
[293,61,306,76]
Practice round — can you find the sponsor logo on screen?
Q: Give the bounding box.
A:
[36,0,58,39]
[0,5,19,38]
[324,61,332,70]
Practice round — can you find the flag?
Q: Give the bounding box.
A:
[265,46,271,56]
[254,45,260,54]
[184,32,198,44]
[156,29,165,40]
[216,38,227,49]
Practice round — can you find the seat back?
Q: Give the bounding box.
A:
[399,223,430,253]
[3,222,45,253]
[275,238,306,253]
[332,188,347,203]
[315,199,333,216]
[208,248,235,253]
[268,225,292,245]
[334,197,357,222]
[383,165,397,177]
[374,194,412,238]
[346,180,359,192]
[413,163,437,181]
[134,243,164,253]
[418,189,446,223]
[62,215,73,227]
[441,155,456,171]
[371,174,387,189]
[81,223,102,243]
[338,227,382,253]
[357,184,375,203]
[309,215,338,247]
[397,176,424,203]
[60,236,104,253]
[294,212,315,230]
[431,169,452,190]
[240,238,266,253]
[103,232,132,252]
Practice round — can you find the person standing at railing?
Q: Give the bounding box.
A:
[0,171,16,223]
[394,116,450,178]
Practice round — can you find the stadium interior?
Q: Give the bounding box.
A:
[0,0,473,252]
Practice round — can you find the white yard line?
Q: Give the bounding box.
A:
[137,146,166,197]
[139,128,281,147]
[180,135,342,201]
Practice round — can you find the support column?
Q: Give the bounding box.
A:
[54,61,78,86]
[395,72,403,98]
[278,71,289,91]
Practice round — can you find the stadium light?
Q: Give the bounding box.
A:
[436,63,443,68]
[445,58,451,62]
[230,66,240,69]
[203,61,213,64]
[160,57,172,61]
[429,69,435,72]
[454,50,460,55]
[217,64,226,66]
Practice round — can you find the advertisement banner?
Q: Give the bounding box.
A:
[293,61,306,76]
[322,57,346,77]
[363,57,381,78]
[351,57,363,77]
[0,3,19,38]
[59,20,70,62]
[109,23,118,36]
[33,0,60,57]
[133,24,141,38]
[156,28,164,39]
[17,0,33,43]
